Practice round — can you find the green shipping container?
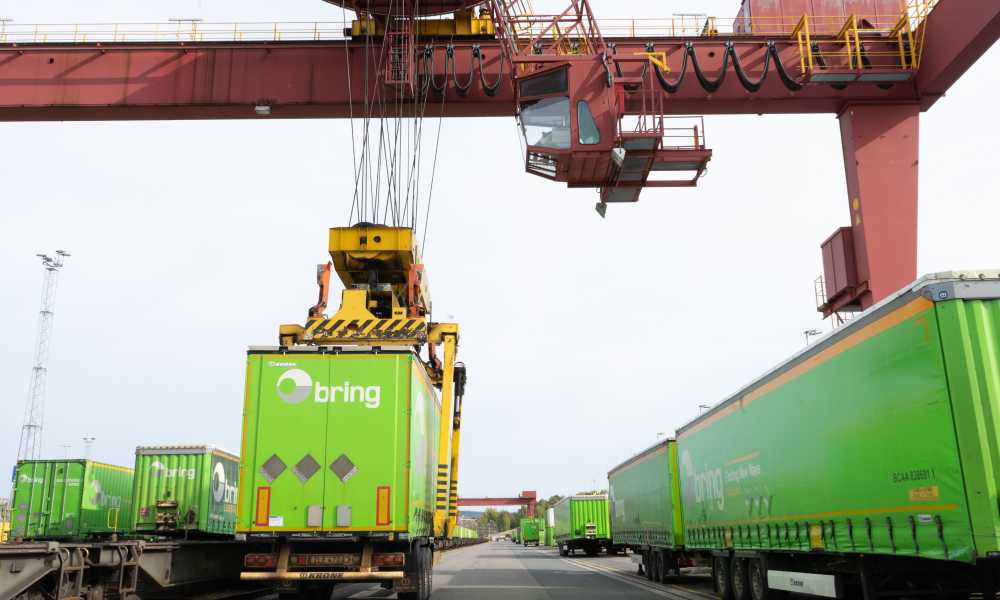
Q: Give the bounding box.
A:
[677,273,1000,564]
[11,459,133,540]
[238,349,439,536]
[553,495,610,555]
[608,439,684,550]
[132,445,239,536]
[520,516,540,545]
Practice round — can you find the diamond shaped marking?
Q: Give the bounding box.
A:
[260,454,287,483]
[330,454,358,483]
[294,454,321,483]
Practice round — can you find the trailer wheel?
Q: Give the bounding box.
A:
[715,556,735,600]
[399,544,430,600]
[423,546,434,600]
[749,558,784,600]
[732,558,751,600]
[644,552,654,581]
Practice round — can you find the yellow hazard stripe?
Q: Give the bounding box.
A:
[308,318,427,340]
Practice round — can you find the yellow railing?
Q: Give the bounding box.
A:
[0,20,353,44]
[792,0,938,77]
[0,4,939,48]
[0,13,916,45]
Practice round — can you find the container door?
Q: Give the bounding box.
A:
[12,462,46,538]
[207,453,239,535]
[250,355,332,531]
[322,355,407,531]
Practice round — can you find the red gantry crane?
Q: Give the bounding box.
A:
[0,0,997,317]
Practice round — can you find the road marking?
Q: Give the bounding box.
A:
[563,558,715,600]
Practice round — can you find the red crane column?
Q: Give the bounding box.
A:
[820,103,919,315]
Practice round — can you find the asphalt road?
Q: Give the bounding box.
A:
[330,542,716,599]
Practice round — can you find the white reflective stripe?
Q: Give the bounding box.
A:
[767,570,838,598]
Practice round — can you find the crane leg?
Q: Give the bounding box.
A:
[432,333,458,538]
[822,103,919,315]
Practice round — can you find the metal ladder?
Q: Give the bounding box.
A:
[117,544,142,596]
[55,546,87,600]
[384,18,415,93]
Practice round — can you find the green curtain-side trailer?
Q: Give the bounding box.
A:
[553,495,611,556]
[132,445,239,536]
[676,272,1000,597]
[608,439,684,551]
[238,349,440,536]
[11,459,133,540]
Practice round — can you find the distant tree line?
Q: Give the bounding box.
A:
[475,494,568,533]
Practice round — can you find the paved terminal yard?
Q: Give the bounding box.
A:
[329,541,714,599]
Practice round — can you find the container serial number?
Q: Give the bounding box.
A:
[892,468,935,483]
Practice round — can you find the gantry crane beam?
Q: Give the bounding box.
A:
[0,38,923,122]
[916,0,1000,109]
[0,0,997,314]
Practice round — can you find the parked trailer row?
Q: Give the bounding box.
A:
[607,272,1000,600]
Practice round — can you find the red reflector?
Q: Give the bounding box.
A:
[244,553,278,568]
[372,552,405,567]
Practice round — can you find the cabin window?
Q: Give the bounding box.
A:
[518,69,568,97]
[520,97,571,149]
[577,101,600,145]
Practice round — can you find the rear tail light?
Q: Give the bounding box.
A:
[244,553,278,568]
[373,552,405,568]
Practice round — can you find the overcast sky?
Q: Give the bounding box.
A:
[1,0,998,504]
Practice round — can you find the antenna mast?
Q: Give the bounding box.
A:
[16,250,70,462]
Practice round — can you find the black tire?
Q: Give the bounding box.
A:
[644,552,654,581]
[732,558,751,600]
[399,544,429,600]
[423,546,434,600]
[749,558,784,600]
[655,551,667,583]
[715,556,734,600]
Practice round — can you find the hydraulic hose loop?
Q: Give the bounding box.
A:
[416,45,433,98]
[652,44,688,94]
[448,44,475,96]
[687,41,730,93]
[424,45,448,95]
[728,42,771,93]
[768,41,804,91]
[473,45,504,97]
